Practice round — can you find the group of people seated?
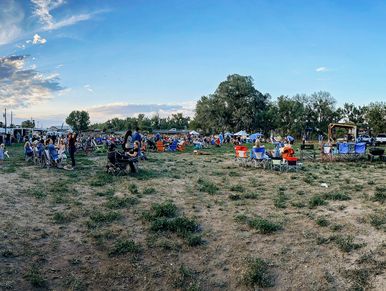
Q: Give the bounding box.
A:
[250,139,296,161]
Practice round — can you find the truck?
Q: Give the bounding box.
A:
[375,133,386,145]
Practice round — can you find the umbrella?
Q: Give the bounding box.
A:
[234,130,248,136]
[249,132,263,140]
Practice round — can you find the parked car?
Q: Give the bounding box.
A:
[375,133,386,145]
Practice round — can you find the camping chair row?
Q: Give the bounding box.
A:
[321,143,367,161]
[234,147,302,171]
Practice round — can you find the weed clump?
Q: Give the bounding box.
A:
[87,210,121,228]
[25,265,47,288]
[235,214,282,234]
[331,235,365,253]
[197,178,218,194]
[143,201,203,246]
[323,192,351,201]
[371,187,386,203]
[109,239,142,256]
[244,258,275,288]
[316,217,330,227]
[309,195,327,208]
[105,196,139,209]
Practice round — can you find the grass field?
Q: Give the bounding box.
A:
[1,144,386,290]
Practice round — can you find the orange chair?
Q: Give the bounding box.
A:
[156,140,165,152]
[177,141,186,151]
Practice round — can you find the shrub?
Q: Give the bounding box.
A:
[109,240,141,256]
[309,196,327,208]
[248,216,282,234]
[197,178,218,195]
[244,258,275,288]
[323,192,351,201]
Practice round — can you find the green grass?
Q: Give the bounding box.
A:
[309,195,328,208]
[26,187,47,199]
[244,258,275,288]
[25,265,47,288]
[316,217,330,227]
[53,211,72,224]
[331,235,365,253]
[369,212,386,229]
[372,187,386,203]
[323,192,351,201]
[128,183,139,194]
[90,171,113,187]
[274,192,287,209]
[108,239,142,256]
[143,187,157,195]
[105,196,139,209]
[143,201,178,220]
[246,216,282,234]
[197,178,218,195]
[87,210,122,228]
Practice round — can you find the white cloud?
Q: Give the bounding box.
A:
[0,55,64,108]
[0,0,24,45]
[86,102,195,123]
[32,33,47,44]
[43,13,93,31]
[84,84,94,93]
[316,66,329,72]
[31,0,65,28]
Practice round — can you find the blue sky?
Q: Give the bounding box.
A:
[1,0,386,126]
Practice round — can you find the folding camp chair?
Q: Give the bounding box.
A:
[251,147,269,168]
[270,158,284,172]
[156,140,165,152]
[167,140,178,152]
[234,145,249,167]
[354,142,366,160]
[283,157,301,172]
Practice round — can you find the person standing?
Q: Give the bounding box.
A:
[68,132,77,169]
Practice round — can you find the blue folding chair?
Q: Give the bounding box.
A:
[251,147,268,168]
[167,140,178,152]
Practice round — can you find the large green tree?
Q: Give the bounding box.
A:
[65,110,90,132]
[193,74,271,133]
[365,102,386,135]
[21,120,35,128]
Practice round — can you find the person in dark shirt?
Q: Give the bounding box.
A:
[68,132,77,168]
[127,141,139,173]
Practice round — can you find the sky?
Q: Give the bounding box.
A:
[1,0,386,127]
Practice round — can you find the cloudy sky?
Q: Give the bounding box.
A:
[1,0,386,126]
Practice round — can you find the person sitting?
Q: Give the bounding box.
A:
[281,143,295,160]
[58,139,67,160]
[47,139,60,163]
[24,141,34,160]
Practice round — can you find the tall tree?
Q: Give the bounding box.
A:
[21,120,35,128]
[65,110,90,132]
[364,102,386,135]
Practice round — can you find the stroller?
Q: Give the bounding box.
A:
[106,144,139,175]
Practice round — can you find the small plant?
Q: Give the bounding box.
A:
[25,265,47,288]
[87,210,121,228]
[128,183,139,194]
[53,212,72,224]
[369,212,386,229]
[105,196,139,209]
[27,188,46,199]
[230,185,245,193]
[248,216,282,234]
[244,192,259,199]
[309,196,327,208]
[371,187,386,203]
[323,192,351,201]
[229,193,241,200]
[316,217,330,227]
[274,192,287,209]
[143,201,177,220]
[197,178,218,195]
[244,258,275,288]
[109,239,142,256]
[143,187,156,195]
[331,235,365,253]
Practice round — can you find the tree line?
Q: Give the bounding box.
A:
[62,74,385,136]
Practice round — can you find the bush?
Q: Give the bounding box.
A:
[248,216,282,234]
[323,192,351,201]
[244,258,275,288]
[109,240,141,256]
[309,196,327,208]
